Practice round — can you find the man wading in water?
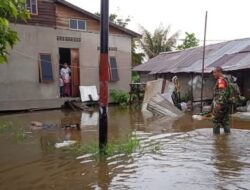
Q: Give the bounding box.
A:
[212,67,231,134]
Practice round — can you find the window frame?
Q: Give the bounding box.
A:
[69,18,87,31]
[38,53,53,83]
[109,57,119,82]
[26,0,38,15]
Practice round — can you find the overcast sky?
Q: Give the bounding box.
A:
[67,0,250,44]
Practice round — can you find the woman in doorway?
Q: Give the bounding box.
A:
[60,63,71,97]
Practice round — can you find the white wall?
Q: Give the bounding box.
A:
[0,24,58,101]
[0,24,132,102]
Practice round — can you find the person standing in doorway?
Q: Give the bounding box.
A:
[59,75,64,97]
[60,63,71,97]
[212,67,231,134]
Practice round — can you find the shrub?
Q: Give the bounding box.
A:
[63,135,140,159]
[0,122,12,133]
[110,89,129,106]
[180,91,192,102]
[132,72,140,83]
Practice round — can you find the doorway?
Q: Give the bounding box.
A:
[59,48,80,97]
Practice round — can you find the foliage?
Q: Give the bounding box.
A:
[0,0,30,63]
[0,121,29,142]
[95,12,144,68]
[110,89,130,106]
[132,39,145,67]
[15,128,28,142]
[177,32,199,50]
[180,91,192,102]
[0,122,12,133]
[64,135,140,158]
[132,71,140,83]
[63,133,163,160]
[140,25,180,59]
[105,137,139,155]
[95,12,131,27]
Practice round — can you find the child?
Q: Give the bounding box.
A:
[60,63,71,97]
[59,75,64,97]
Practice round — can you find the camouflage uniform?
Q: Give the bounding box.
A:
[212,76,231,134]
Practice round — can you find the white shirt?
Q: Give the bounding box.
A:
[60,67,71,83]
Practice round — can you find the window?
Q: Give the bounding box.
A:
[69,19,77,29]
[78,20,86,30]
[26,0,38,15]
[69,19,87,31]
[39,54,53,83]
[109,57,119,82]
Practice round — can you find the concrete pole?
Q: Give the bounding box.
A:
[99,0,109,152]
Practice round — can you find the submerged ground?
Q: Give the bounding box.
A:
[0,107,250,190]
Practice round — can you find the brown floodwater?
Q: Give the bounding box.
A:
[0,107,250,190]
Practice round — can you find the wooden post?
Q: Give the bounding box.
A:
[191,73,194,110]
[200,11,208,112]
[99,0,109,152]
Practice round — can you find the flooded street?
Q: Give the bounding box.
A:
[0,107,250,190]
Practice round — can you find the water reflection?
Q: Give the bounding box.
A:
[0,108,250,190]
[81,112,98,127]
[96,158,110,190]
[213,134,247,190]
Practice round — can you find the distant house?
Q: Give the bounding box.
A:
[0,0,140,111]
[133,38,250,101]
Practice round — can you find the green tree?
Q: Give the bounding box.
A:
[140,25,180,59]
[95,12,131,28]
[0,0,30,63]
[132,39,144,67]
[131,39,145,83]
[177,32,199,50]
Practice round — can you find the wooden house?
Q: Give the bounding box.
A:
[0,0,140,111]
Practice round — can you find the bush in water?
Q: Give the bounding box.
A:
[110,89,130,106]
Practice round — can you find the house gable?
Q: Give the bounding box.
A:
[55,1,139,37]
[13,0,140,37]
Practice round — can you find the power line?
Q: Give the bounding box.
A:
[12,49,132,70]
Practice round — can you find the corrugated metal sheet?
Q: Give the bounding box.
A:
[133,38,250,74]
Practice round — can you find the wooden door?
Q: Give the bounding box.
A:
[70,49,80,97]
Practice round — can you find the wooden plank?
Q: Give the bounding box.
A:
[16,0,56,27]
[71,48,80,97]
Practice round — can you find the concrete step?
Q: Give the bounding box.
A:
[0,98,80,111]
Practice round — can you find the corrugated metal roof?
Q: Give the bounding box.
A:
[133,38,250,74]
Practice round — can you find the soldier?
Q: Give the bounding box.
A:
[212,67,231,134]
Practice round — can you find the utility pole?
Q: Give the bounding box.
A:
[200,11,208,112]
[99,0,109,152]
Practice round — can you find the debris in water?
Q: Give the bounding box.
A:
[142,79,184,118]
[30,121,57,130]
[147,94,183,117]
[55,140,77,148]
[192,112,213,120]
[232,112,250,120]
